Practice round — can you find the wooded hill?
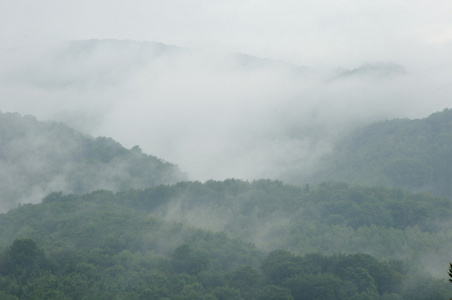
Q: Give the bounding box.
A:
[0,181,451,299]
[0,111,186,212]
[310,108,452,198]
[1,109,452,298]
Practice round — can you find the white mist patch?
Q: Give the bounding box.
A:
[157,197,231,232]
[1,40,452,182]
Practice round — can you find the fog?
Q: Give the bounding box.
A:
[1,1,452,181]
[1,4,452,295]
[2,1,452,67]
[1,39,452,181]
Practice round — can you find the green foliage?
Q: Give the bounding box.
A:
[212,286,242,300]
[171,244,210,275]
[4,237,448,300]
[258,285,294,300]
[283,273,344,300]
[226,265,261,298]
[0,176,451,298]
[0,111,186,212]
[7,238,40,269]
[311,108,452,198]
[261,250,303,284]
[99,179,452,268]
[3,108,452,299]
[449,263,452,283]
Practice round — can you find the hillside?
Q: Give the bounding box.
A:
[1,109,452,298]
[309,108,452,197]
[0,181,451,299]
[0,111,186,212]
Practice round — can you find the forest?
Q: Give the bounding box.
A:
[1,110,452,299]
[309,108,452,198]
[0,112,186,212]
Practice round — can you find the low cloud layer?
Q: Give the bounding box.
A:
[1,40,452,181]
[2,1,452,68]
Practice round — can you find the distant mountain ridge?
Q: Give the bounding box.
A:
[310,108,452,197]
[332,62,407,81]
[0,39,185,89]
[0,111,186,212]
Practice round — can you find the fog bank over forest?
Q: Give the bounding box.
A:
[1,40,452,181]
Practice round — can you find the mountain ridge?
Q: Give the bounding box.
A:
[0,111,186,212]
[308,108,452,197]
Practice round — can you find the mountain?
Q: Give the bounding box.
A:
[0,108,452,298]
[331,62,407,81]
[0,111,186,212]
[0,39,308,90]
[309,108,452,197]
[6,39,433,182]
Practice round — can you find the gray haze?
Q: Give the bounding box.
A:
[1,1,452,181]
[0,111,186,212]
[2,1,452,67]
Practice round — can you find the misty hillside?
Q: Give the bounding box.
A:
[1,182,451,299]
[6,39,438,182]
[331,62,407,81]
[0,111,186,212]
[1,109,452,298]
[0,40,185,90]
[0,39,308,91]
[309,108,452,197]
[3,1,452,298]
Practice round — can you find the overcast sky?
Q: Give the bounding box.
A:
[1,0,452,67]
[1,1,452,181]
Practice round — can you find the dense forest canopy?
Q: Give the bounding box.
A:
[0,184,451,299]
[310,108,452,198]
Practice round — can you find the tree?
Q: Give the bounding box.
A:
[227,265,261,298]
[258,285,294,300]
[171,244,209,275]
[449,262,452,300]
[283,274,344,300]
[449,262,452,283]
[261,250,301,284]
[5,239,45,281]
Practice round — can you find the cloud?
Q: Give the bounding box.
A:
[1,1,452,67]
[1,40,452,182]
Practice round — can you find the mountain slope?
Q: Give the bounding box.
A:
[0,181,451,299]
[0,111,186,212]
[309,108,452,197]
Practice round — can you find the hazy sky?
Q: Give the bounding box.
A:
[1,1,452,181]
[1,0,452,67]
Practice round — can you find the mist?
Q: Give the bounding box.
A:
[2,1,452,181]
[1,39,452,181]
[1,3,452,298]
